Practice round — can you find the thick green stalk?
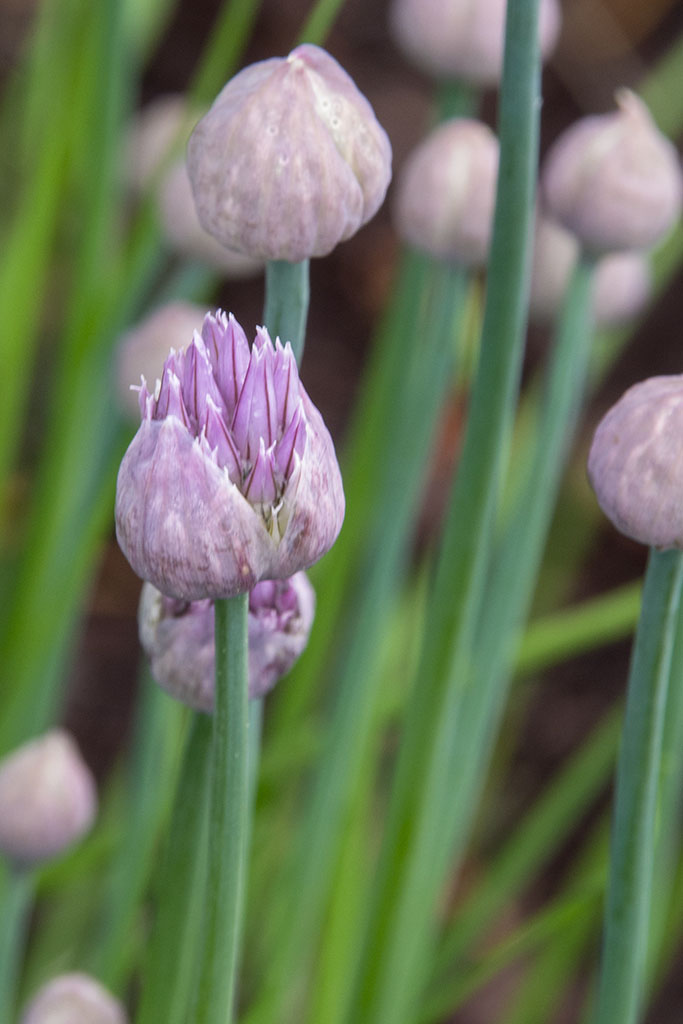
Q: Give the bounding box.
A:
[263,260,310,362]
[297,0,348,44]
[591,548,683,1024]
[347,3,541,1021]
[0,869,33,1022]
[194,594,249,1024]
[137,712,212,1024]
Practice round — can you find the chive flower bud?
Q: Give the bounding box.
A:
[393,119,499,266]
[0,731,97,870]
[125,95,261,278]
[115,311,345,600]
[529,215,651,326]
[116,302,207,421]
[21,973,128,1024]
[542,90,683,254]
[139,572,315,711]
[389,0,561,86]
[588,376,683,549]
[187,44,392,261]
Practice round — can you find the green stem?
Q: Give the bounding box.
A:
[189,0,264,106]
[296,0,347,45]
[348,1,542,1019]
[0,868,33,1022]
[591,548,683,1024]
[195,594,249,1024]
[263,260,310,362]
[137,712,213,1024]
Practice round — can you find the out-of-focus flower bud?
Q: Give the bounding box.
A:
[588,376,683,549]
[592,251,651,327]
[529,215,651,326]
[0,731,97,870]
[393,119,498,266]
[116,311,345,600]
[542,91,683,254]
[21,973,128,1024]
[389,0,561,86]
[116,302,207,421]
[139,572,315,711]
[187,44,392,262]
[123,95,262,278]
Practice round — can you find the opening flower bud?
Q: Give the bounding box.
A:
[139,572,315,711]
[21,973,128,1024]
[542,91,683,254]
[588,376,683,549]
[393,119,499,266]
[115,311,345,600]
[187,44,392,261]
[389,0,561,86]
[0,731,97,870]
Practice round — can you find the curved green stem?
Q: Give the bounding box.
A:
[194,594,249,1024]
[263,260,310,362]
[591,548,683,1024]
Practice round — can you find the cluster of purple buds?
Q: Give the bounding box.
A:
[115,311,344,601]
[139,572,316,711]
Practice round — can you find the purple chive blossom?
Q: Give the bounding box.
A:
[115,310,344,600]
[138,573,316,711]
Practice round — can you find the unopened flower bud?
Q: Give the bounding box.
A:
[116,302,207,421]
[124,95,262,277]
[21,973,128,1024]
[529,215,651,326]
[0,731,97,870]
[393,119,498,266]
[542,91,683,254]
[116,311,345,600]
[187,44,392,261]
[139,572,315,710]
[390,0,561,86]
[592,251,651,327]
[588,376,683,549]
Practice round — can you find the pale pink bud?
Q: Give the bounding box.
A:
[187,44,392,261]
[390,0,561,86]
[0,731,97,870]
[116,302,207,421]
[139,572,315,711]
[115,311,344,600]
[393,119,498,266]
[592,251,651,327]
[542,91,683,254]
[529,215,651,326]
[21,973,128,1024]
[588,376,683,549]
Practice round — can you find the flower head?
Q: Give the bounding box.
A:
[115,311,344,600]
[542,90,683,254]
[187,44,392,261]
[0,731,97,870]
[390,0,561,86]
[21,973,128,1024]
[588,375,683,549]
[393,118,499,266]
[139,572,315,711]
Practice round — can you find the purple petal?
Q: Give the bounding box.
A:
[155,369,190,427]
[203,395,242,481]
[243,438,278,504]
[273,400,307,481]
[181,332,224,425]
[203,311,250,415]
[272,340,300,430]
